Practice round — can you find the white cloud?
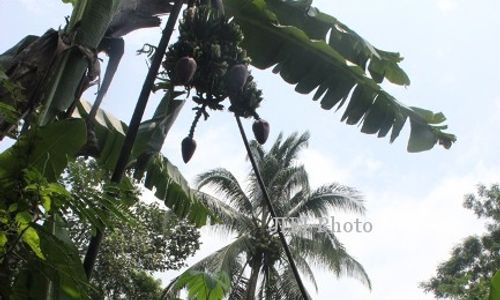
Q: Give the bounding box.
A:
[125,26,165,49]
[314,163,499,299]
[300,148,383,188]
[18,0,67,15]
[300,148,352,187]
[436,0,458,13]
[493,96,500,119]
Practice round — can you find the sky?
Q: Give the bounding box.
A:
[1,0,500,299]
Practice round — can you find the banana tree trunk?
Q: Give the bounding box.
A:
[0,0,123,138]
[82,0,185,279]
[0,30,58,138]
[39,0,122,125]
[0,0,178,139]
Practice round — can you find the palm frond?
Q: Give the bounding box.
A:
[290,229,371,289]
[260,264,281,300]
[196,191,255,234]
[268,132,284,156]
[249,132,311,216]
[193,235,250,274]
[165,235,251,296]
[249,140,266,163]
[276,265,313,300]
[268,132,310,169]
[270,165,310,211]
[282,132,310,168]
[167,270,230,300]
[226,262,249,300]
[184,133,370,299]
[292,253,318,292]
[196,168,254,215]
[287,183,365,218]
[262,165,310,219]
[247,155,280,214]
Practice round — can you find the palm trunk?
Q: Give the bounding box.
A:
[246,262,261,300]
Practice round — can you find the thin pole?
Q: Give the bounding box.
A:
[83,0,184,278]
[235,116,310,300]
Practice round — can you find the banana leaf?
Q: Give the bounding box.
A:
[74,96,211,226]
[223,0,456,152]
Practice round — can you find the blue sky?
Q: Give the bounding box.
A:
[1,0,499,299]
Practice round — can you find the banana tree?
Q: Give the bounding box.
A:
[490,270,500,300]
[1,1,197,299]
[0,0,457,298]
[74,97,212,226]
[0,96,213,299]
[222,0,455,152]
[0,119,90,299]
[0,106,209,299]
[1,0,454,149]
[0,0,175,136]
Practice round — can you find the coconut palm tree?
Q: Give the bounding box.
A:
[164,132,370,299]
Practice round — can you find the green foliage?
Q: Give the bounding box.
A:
[0,0,460,298]
[63,158,201,299]
[127,271,164,300]
[75,94,184,171]
[490,270,500,300]
[421,184,500,299]
[0,102,18,125]
[222,0,455,152]
[1,177,90,299]
[0,119,86,186]
[0,119,143,299]
[0,68,23,127]
[0,35,39,70]
[165,132,370,299]
[0,120,92,299]
[11,220,92,300]
[464,185,500,227]
[0,168,72,261]
[0,119,85,257]
[141,153,210,226]
[74,100,212,226]
[62,157,138,233]
[15,210,44,260]
[265,0,410,86]
[174,270,231,300]
[0,115,200,299]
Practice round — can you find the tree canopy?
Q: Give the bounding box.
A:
[420,184,500,299]
[63,158,202,299]
[165,132,370,299]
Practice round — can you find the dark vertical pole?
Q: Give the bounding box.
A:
[235,116,310,300]
[83,0,184,278]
